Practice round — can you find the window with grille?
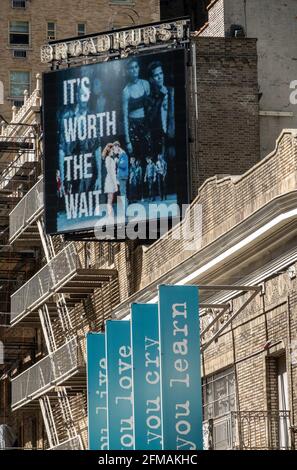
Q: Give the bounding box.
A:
[12,0,26,8]
[10,71,30,99]
[109,1,134,4]
[47,22,56,41]
[203,368,236,421]
[12,99,24,108]
[77,23,86,36]
[9,21,29,45]
[13,49,27,58]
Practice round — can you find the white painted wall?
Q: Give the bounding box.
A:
[201,0,297,158]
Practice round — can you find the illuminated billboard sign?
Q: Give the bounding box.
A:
[43,48,189,237]
[40,19,190,65]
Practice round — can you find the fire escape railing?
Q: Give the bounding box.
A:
[9,177,43,242]
[204,410,292,450]
[50,435,83,450]
[11,337,83,410]
[10,243,78,324]
[0,147,38,191]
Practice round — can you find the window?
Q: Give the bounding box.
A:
[12,99,24,108]
[12,0,26,8]
[47,22,56,41]
[9,21,29,45]
[13,49,27,58]
[77,23,86,36]
[109,1,134,3]
[10,71,30,99]
[203,368,236,421]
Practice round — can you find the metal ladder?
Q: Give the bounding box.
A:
[35,217,82,448]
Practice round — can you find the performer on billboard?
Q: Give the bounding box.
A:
[102,143,118,217]
[135,159,143,201]
[58,104,75,199]
[113,141,129,211]
[59,85,102,201]
[92,77,107,114]
[129,156,137,203]
[130,158,143,202]
[155,153,167,200]
[92,77,107,194]
[147,61,175,159]
[56,169,64,210]
[144,156,156,202]
[122,59,150,168]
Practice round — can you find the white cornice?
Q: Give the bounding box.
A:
[115,192,297,319]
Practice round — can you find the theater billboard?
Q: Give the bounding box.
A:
[43,23,190,238]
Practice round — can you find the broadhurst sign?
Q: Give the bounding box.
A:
[40,20,190,64]
[86,285,203,450]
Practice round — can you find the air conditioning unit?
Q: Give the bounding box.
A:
[228,24,245,38]
[13,49,27,59]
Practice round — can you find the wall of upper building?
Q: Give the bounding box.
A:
[160,0,210,30]
[191,36,259,193]
[198,0,297,159]
[0,0,160,120]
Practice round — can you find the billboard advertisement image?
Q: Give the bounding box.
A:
[43,48,188,236]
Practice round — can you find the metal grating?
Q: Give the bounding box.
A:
[11,337,83,409]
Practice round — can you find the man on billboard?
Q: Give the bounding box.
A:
[113,141,129,212]
[155,153,167,200]
[144,156,157,202]
[147,60,175,160]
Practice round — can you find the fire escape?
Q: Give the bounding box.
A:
[1,76,118,449]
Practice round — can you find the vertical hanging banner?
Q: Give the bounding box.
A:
[158,285,203,450]
[106,320,134,450]
[131,303,162,450]
[86,332,108,450]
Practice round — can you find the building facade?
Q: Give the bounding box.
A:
[0,25,296,450]
[160,0,210,30]
[0,0,160,120]
[197,0,297,159]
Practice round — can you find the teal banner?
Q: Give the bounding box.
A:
[131,303,162,450]
[158,285,203,450]
[86,332,108,450]
[105,320,134,450]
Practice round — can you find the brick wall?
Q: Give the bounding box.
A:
[190,36,260,195]
[199,0,225,37]
[132,130,296,290]
[0,0,160,119]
